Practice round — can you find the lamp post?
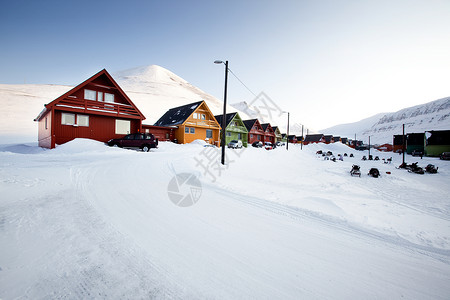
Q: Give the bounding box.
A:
[282,111,290,150]
[214,60,228,165]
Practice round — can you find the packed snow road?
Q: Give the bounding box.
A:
[1,139,449,299]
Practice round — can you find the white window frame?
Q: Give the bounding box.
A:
[77,114,89,127]
[61,113,75,125]
[115,119,130,135]
[104,93,114,103]
[84,89,97,101]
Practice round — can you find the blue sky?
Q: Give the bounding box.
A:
[2,0,450,130]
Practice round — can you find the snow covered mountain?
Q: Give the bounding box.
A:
[321,97,450,144]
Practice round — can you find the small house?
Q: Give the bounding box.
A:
[281,134,288,143]
[323,135,333,144]
[243,119,265,145]
[332,136,341,143]
[272,126,283,142]
[296,136,304,144]
[34,69,145,148]
[288,135,298,143]
[154,100,221,145]
[261,123,276,144]
[303,134,324,145]
[215,112,248,147]
[341,137,348,145]
[142,125,175,142]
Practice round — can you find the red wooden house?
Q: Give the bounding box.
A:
[261,123,276,144]
[243,119,265,144]
[303,134,325,145]
[34,69,145,148]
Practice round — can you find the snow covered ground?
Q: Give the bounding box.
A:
[1,140,449,299]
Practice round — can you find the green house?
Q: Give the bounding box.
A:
[281,134,288,143]
[215,112,249,147]
[424,130,450,156]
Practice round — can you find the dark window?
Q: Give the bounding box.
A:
[190,128,195,134]
[206,129,213,138]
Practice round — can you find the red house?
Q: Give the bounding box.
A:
[34,69,145,148]
[261,123,276,144]
[243,119,265,144]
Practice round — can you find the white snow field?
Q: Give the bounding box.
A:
[1,140,449,299]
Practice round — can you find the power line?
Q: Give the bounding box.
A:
[228,68,257,97]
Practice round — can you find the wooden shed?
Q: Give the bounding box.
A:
[243,119,265,145]
[154,100,221,145]
[142,125,176,142]
[406,132,425,154]
[215,112,248,147]
[34,69,145,149]
[323,135,333,144]
[393,135,405,153]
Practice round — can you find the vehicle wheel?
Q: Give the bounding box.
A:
[141,145,150,152]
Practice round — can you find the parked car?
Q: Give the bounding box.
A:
[264,142,273,150]
[107,133,158,152]
[252,141,263,148]
[412,150,424,157]
[440,152,450,160]
[228,140,243,149]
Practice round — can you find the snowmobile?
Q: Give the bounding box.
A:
[362,156,367,161]
[349,153,354,158]
[368,155,373,160]
[344,153,348,157]
[368,168,380,178]
[374,156,380,161]
[407,162,424,174]
[383,157,392,164]
[316,150,323,155]
[425,164,438,174]
[350,165,361,177]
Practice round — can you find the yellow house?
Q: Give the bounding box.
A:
[154,100,221,145]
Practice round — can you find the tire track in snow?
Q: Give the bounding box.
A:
[210,185,450,261]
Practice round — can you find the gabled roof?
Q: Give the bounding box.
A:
[304,134,324,142]
[35,69,145,121]
[243,119,262,132]
[215,112,238,128]
[323,135,333,143]
[260,123,274,133]
[154,100,203,126]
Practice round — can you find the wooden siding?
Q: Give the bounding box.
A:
[37,110,52,148]
[53,110,141,146]
[142,125,175,141]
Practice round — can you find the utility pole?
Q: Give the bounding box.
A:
[301,124,304,150]
[368,136,371,157]
[286,112,290,150]
[402,124,406,165]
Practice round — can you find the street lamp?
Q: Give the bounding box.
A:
[282,111,290,150]
[214,60,228,165]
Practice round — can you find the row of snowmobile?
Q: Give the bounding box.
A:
[397,162,438,174]
[350,165,381,178]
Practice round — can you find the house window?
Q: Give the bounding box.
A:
[84,89,96,100]
[104,93,114,103]
[226,132,231,137]
[201,114,206,120]
[257,135,261,140]
[115,119,130,134]
[185,127,189,133]
[77,115,89,127]
[61,113,75,125]
[206,129,212,138]
[165,133,169,139]
[250,134,253,138]
[193,113,198,119]
[45,117,48,129]
[190,128,195,134]
[238,133,241,139]
[98,92,103,102]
